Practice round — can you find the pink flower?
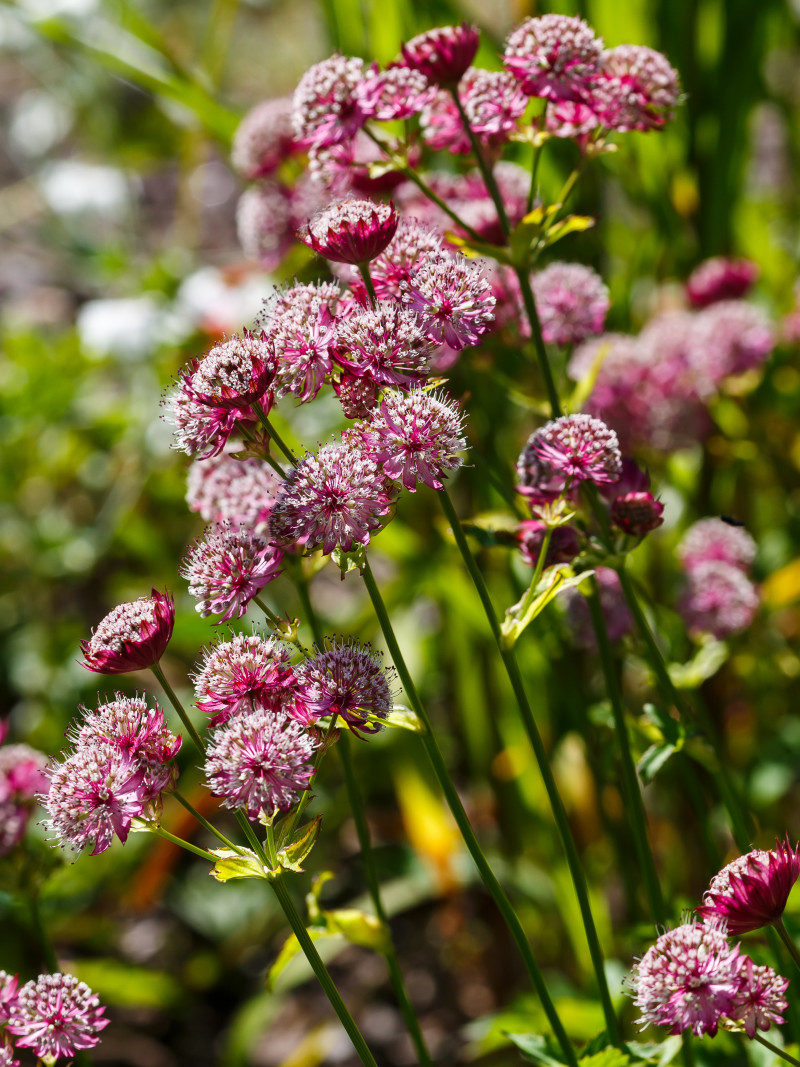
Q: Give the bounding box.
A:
[598,45,681,132]
[309,131,414,195]
[236,179,323,272]
[517,521,580,569]
[688,300,774,385]
[193,633,296,728]
[400,23,480,86]
[333,373,378,419]
[355,218,444,301]
[231,97,298,179]
[545,99,601,147]
[565,567,633,648]
[730,957,789,1037]
[164,374,253,459]
[301,199,399,265]
[612,492,664,537]
[421,68,527,155]
[293,54,365,147]
[355,64,434,121]
[679,561,759,639]
[186,450,282,531]
[187,332,276,412]
[697,839,800,935]
[204,705,318,819]
[81,589,174,675]
[531,262,610,346]
[181,525,283,622]
[292,638,395,734]
[334,302,434,387]
[8,973,108,1061]
[503,15,603,102]
[677,518,756,572]
[0,972,19,1025]
[531,414,622,485]
[257,282,342,402]
[0,743,48,855]
[0,1046,18,1067]
[686,257,758,309]
[401,250,495,350]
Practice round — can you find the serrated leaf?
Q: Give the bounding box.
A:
[508,204,562,264]
[277,815,322,873]
[209,848,275,882]
[637,742,678,784]
[382,705,425,732]
[326,908,391,954]
[330,543,366,578]
[580,1050,630,1067]
[668,641,728,689]
[624,1038,682,1066]
[501,567,594,648]
[543,214,596,248]
[445,232,513,264]
[504,1032,567,1067]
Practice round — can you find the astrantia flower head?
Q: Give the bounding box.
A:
[181,524,283,622]
[0,742,47,855]
[679,561,759,639]
[186,450,282,531]
[333,373,378,419]
[729,957,788,1037]
[677,518,757,572]
[334,302,434,386]
[355,64,435,121]
[401,250,495,350]
[193,632,296,728]
[8,973,108,1061]
[518,521,580,569]
[164,375,250,459]
[258,282,341,402]
[0,972,19,1026]
[204,706,318,819]
[293,638,395,734]
[293,54,365,147]
[598,45,681,132]
[301,199,398,265]
[503,15,603,102]
[612,492,664,537]
[421,68,527,155]
[532,414,622,486]
[269,442,393,555]
[697,839,800,935]
[531,262,610,346]
[359,387,467,491]
[686,257,759,309]
[515,433,571,504]
[689,300,775,385]
[81,589,174,674]
[188,332,276,412]
[231,97,298,179]
[629,919,741,1037]
[400,23,480,86]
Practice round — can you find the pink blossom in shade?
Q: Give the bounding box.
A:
[545,99,601,148]
[688,300,775,386]
[335,374,379,419]
[401,250,495,350]
[0,744,50,855]
[358,387,467,492]
[355,64,435,121]
[204,705,318,819]
[0,1046,19,1067]
[292,639,395,734]
[231,97,298,180]
[597,45,681,132]
[686,257,759,309]
[8,973,108,1061]
[531,262,610,347]
[565,567,633,649]
[697,839,800,935]
[629,920,741,1037]
[677,518,757,572]
[186,451,282,531]
[180,525,283,623]
[236,181,296,271]
[188,332,276,413]
[730,957,789,1037]
[81,589,175,675]
[400,23,480,87]
[533,414,622,486]
[268,442,393,555]
[72,696,181,800]
[193,633,296,728]
[503,15,604,103]
[517,521,580,569]
[256,284,341,402]
[679,561,759,639]
[0,972,19,1025]
[301,199,399,265]
[421,69,528,156]
[333,302,435,387]
[43,742,149,854]
[292,54,366,147]
[612,492,665,537]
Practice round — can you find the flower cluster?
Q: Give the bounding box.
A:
[0,739,48,856]
[1,972,108,1063]
[676,518,759,639]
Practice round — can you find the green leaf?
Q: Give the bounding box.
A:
[67,959,183,1010]
[580,1050,630,1067]
[445,233,513,264]
[277,816,322,874]
[326,908,391,954]
[382,705,425,732]
[209,848,275,882]
[501,567,595,648]
[543,214,596,249]
[509,204,562,265]
[267,926,331,990]
[637,742,678,784]
[330,543,367,578]
[505,1032,567,1067]
[641,703,684,746]
[668,641,729,689]
[624,1038,682,1066]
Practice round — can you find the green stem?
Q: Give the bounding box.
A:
[172,791,246,854]
[271,878,381,1067]
[265,819,278,867]
[450,88,510,237]
[514,268,563,416]
[339,736,433,1067]
[252,401,297,468]
[234,810,270,865]
[253,594,285,633]
[281,716,339,845]
[527,103,548,213]
[296,574,324,647]
[360,556,578,1066]
[753,1033,800,1067]
[358,263,378,308]
[153,825,217,862]
[437,491,620,1044]
[150,662,206,754]
[775,918,800,976]
[240,422,287,479]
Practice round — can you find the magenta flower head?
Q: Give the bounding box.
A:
[0,743,48,856]
[531,262,610,347]
[503,15,603,102]
[334,374,378,420]
[8,973,108,1061]
[0,971,19,1025]
[598,45,681,132]
[292,54,365,147]
[730,957,789,1037]
[401,250,495,350]
[679,561,759,639]
[351,218,443,301]
[421,69,527,155]
[0,1046,18,1067]
[231,97,298,179]
[186,450,282,531]
[697,839,800,935]
[629,919,741,1037]
[400,23,480,86]
[164,374,252,459]
[292,638,395,734]
[355,64,435,121]
[687,257,759,309]
[204,705,318,819]
[180,524,283,623]
[531,414,622,486]
[188,332,276,413]
[301,199,398,265]
[81,589,174,675]
[268,441,393,555]
[689,300,775,384]
[257,281,341,402]
[677,518,756,572]
[193,632,296,728]
[359,387,467,492]
[334,302,434,387]
[612,492,665,537]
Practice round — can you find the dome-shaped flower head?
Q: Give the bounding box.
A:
[333,373,378,419]
[677,518,757,573]
[355,64,435,121]
[334,302,434,387]
[301,199,399,265]
[359,387,467,491]
[44,742,149,854]
[545,99,601,148]
[517,521,580,569]
[421,68,527,155]
[180,525,283,623]
[355,218,444,301]
[629,919,741,1037]
[612,492,665,537]
[72,696,181,800]
[532,414,622,486]
[232,97,298,179]
[697,839,800,935]
[0,971,19,1025]
[81,589,174,675]
[598,45,681,132]
[164,374,252,459]
[688,300,775,385]
[269,441,393,555]
[257,282,342,402]
[679,561,759,639]
[503,15,603,102]
[236,181,295,271]
[401,250,495,350]
[0,744,48,856]
[188,332,276,413]
[186,451,282,531]
[293,638,395,733]
[8,973,108,1061]
[193,633,296,728]
[204,705,318,819]
[686,257,758,309]
[400,23,480,86]
[532,262,610,346]
[309,131,415,196]
[729,957,789,1037]
[293,54,365,148]
[516,433,571,504]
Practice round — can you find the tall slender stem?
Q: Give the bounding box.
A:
[450,89,510,237]
[360,556,578,1066]
[153,825,217,861]
[150,662,206,753]
[437,490,620,1043]
[172,791,245,854]
[514,269,563,416]
[754,1033,800,1067]
[252,401,297,469]
[774,918,800,976]
[358,263,378,308]
[253,594,285,633]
